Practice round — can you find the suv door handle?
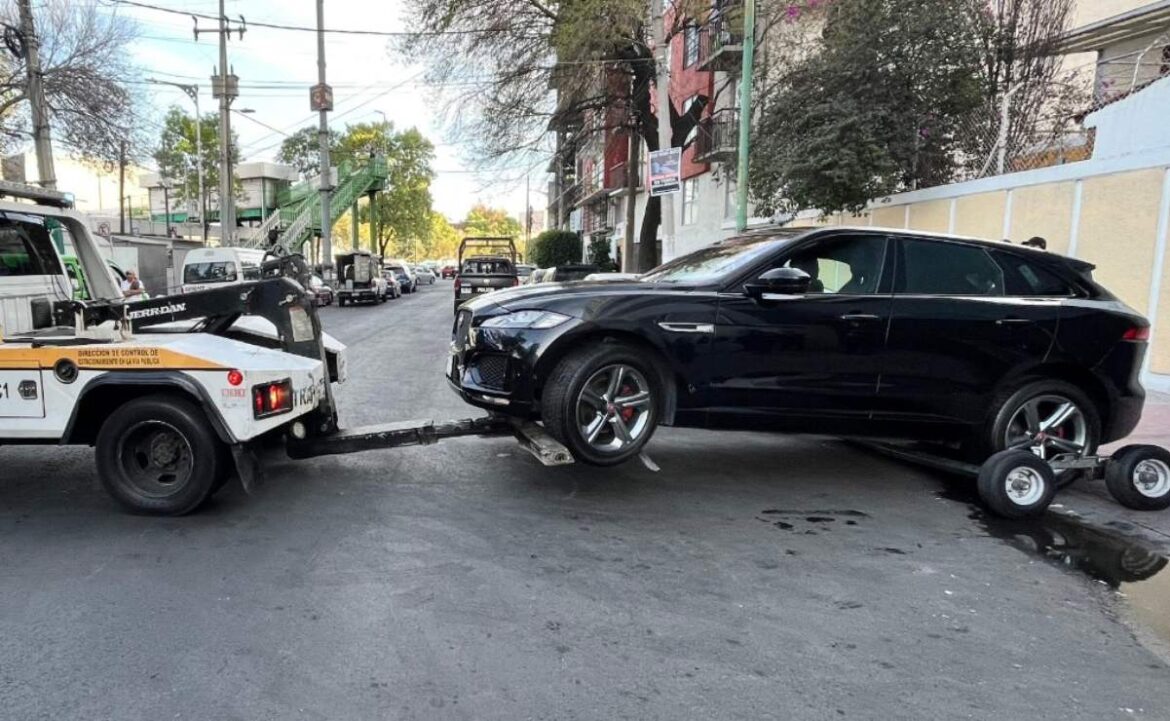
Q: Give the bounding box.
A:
[839,313,881,322]
[996,317,1033,325]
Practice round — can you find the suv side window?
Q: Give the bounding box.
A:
[990,250,1074,296]
[897,238,1003,296]
[781,235,888,295]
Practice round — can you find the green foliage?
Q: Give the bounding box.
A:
[529,230,582,268]
[588,235,617,271]
[277,127,341,177]
[425,212,460,260]
[152,106,241,210]
[750,0,986,214]
[463,204,522,238]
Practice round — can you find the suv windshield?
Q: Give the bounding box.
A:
[463,258,513,274]
[640,231,804,284]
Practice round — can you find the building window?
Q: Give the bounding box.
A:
[683,95,699,145]
[681,177,698,225]
[684,24,699,67]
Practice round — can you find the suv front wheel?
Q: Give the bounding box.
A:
[541,343,661,466]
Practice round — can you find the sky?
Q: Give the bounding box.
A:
[110,0,545,222]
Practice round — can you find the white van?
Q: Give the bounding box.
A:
[181,247,266,294]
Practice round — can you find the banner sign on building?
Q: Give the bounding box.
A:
[648,148,682,196]
[569,208,582,232]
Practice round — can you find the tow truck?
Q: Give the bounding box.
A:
[0,182,569,515]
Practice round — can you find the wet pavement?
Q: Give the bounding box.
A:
[2,283,1170,720]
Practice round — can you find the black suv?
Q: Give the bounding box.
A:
[448,228,1148,467]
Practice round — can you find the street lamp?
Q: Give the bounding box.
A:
[160,178,174,238]
[148,79,206,244]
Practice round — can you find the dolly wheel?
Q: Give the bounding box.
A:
[1105,445,1170,511]
[977,450,1057,519]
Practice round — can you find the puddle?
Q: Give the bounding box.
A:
[941,481,1170,645]
[856,441,1170,645]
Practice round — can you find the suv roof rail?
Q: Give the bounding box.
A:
[0,179,74,208]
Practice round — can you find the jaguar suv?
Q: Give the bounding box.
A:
[448,227,1148,467]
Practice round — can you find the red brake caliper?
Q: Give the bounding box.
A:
[619,385,635,422]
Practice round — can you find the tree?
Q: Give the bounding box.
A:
[463,204,522,238]
[750,0,986,215]
[153,106,242,214]
[339,122,435,258]
[277,126,341,178]
[588,234,616,271]
[426,211,460,260]
[0,0,147,167]
[401,0,709,272]
[529,229,582,268]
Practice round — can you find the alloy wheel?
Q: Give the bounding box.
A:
[576,364,653,454]
[1003,394,1089,462]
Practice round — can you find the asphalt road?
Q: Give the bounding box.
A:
[3,280,1170,720]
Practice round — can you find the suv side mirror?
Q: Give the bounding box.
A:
[744,266,811,299]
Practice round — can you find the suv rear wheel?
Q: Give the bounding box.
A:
[95,394,226,515]
[977,379,1100,485]
[541,343,661,466]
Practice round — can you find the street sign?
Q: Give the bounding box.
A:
[310,83,334,112]
[648,148,682,196]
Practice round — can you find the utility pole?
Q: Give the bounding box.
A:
[196,3,244,245]
[735,0,757,232]
[118,141,126,234]
[148,80,206,244]
[313,0,334,277]
[17,0,56,189]
[651,0,673,264]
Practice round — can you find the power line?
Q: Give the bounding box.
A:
[105,0,527,37]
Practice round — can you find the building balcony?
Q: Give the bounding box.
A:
[694,108,738,164]
[697,7,744,73]
[608,161,642,195]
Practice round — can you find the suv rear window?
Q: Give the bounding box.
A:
[463,259,514,274]
[991,250,1074,296]
[184,261,237,284]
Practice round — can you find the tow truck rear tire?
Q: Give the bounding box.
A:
[95,394,225,515]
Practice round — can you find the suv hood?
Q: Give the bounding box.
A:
[466,280,693,314]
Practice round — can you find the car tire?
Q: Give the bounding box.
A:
[95,394,224,515]
[977,449,1057,518]
[541,342,661,466]
[975,379,1100,487]
[1105,445,1170,510]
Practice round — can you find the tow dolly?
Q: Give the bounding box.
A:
[857,440,1170,519]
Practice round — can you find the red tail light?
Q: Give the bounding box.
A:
[454,276,462,292]
[253,379,293,419]
[1122,326,1150,341]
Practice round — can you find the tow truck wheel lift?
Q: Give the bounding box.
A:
[51,251,574,511]
[858,441,1170,519]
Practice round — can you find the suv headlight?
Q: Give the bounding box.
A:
[480,310,570,329]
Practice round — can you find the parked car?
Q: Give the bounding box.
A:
[546,264,599,282]
[309,274,335,306]
[414,266,437,285]
[441,264,458,279]
[385,262,416,293]
[381,269,402,298]
[336,251,388,305]
[449,227,1147,474]
[515,263,535,282]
